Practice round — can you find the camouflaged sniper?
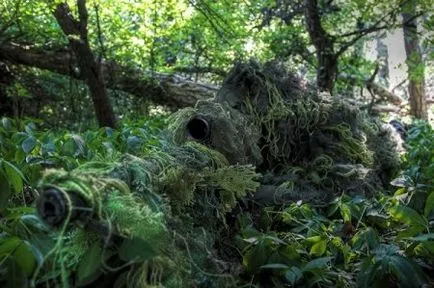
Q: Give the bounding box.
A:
[34,61,400,287]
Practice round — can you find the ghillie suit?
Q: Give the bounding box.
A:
[35,143,258,287]
[170,61,400,204]
[31,61,400,287]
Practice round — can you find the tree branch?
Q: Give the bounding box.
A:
[335,2,424,56]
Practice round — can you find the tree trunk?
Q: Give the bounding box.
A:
[304,0,337,93]
[0,62,14,116]
[376,33,390,87]
[402,8,427,120]
[53,1,117,128]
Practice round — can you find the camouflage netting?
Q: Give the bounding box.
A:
[33,61,400,287]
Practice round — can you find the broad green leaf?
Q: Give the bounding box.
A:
[22,136,36,154]
[2,118,12,130]
[14,241,36,276]
[77,241,102,282]
[119,237,155,262]
[310,240,327,256]
[303,256,333,272]
[260,263,289,269]
[72,134,86,156]
[356,256,377,288]
[284,266,303,285]
[0,237,36,276]
[389,205,427,234]
[352,227,379,251]
[424,191,434,217]
[0,170,11,209]
[2,160,25,193]
[407,233,434,242]
[0,236,21,256]
[387,255,426,287]
[305,235,322,243]
[62,138,77,156]
[5,258,27,288]
[25,123,36,134]
[340,203,351,222]
[373,244,400,258]
[242,239,272,273]
[414,241,434,256]
[279,245,300,261]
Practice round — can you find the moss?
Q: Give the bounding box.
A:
[201,164,260,212]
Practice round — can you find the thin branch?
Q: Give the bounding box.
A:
[366,63,379,84]
[94,4,107,66]
[391,78,408,93]
[188,0,233,42]
[336,4,424,56]
[174,66,226,77]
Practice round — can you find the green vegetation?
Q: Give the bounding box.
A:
[1,0,434,287]
[1,114,434,287]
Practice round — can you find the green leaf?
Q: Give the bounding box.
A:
[72,134,86,156]
[303,256,333,272]
[352,227,379,251]
[284,266,303,285]
[0,170,11,209]
[340,203,351,222]
[260,263,289,269]
[310,240,327,256]
[407,233,434,242]
[62,138,77,156]
[242,239,272,273]
[0,237,35,277]
[14,241,36,276]
[119,237,155,262]
[424,191,434,217]
[387,255,426,287]
[77,242,102,283]
[5,258,27,288]
[389,205,427,236]
[22,136,36,154]
[2,117,12,130]
[0,236,21,256]
[305,235,322,243]
[2,160,24,193]
[356,256,377,288]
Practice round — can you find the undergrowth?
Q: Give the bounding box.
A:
[0,117,433,287]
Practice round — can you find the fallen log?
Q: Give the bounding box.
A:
[0,42,218,108]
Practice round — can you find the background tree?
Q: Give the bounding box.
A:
[53,0,117,128]
[402,2,428,119]
[0,0,433,125]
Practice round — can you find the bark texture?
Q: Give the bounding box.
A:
[304,0,337,93]
[53,1,117,128]
[402,8,428,119]
[0,42,217,109]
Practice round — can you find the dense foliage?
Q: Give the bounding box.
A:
[1,115,434,287]
[1,0,434,287]
[1,0,433,126]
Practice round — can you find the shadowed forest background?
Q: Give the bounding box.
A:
[1,0,433,128]
[0,0,434,287]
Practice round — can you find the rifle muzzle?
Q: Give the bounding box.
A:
[187,116,210,141]
[37,187,90,227]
